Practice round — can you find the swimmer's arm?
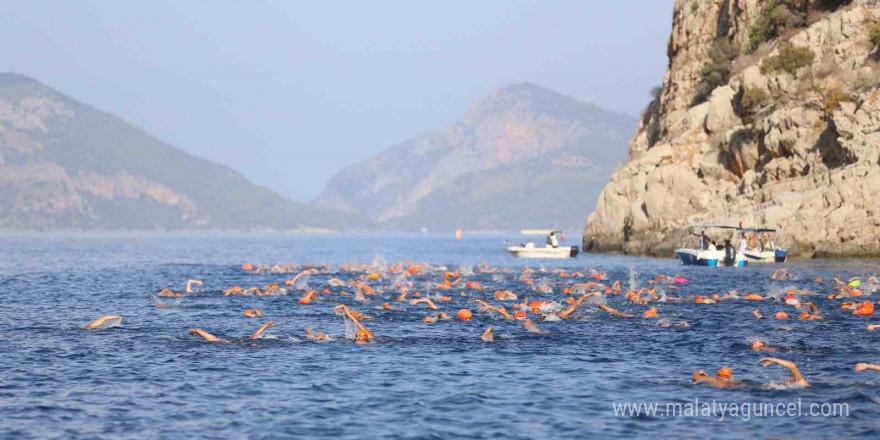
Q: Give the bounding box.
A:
[759,358,809,386]
[249,321,276,340]
[599,304,633,318]
[85,315,122,330]
[800,302,820,314]
[188,328,221,342]
[867,324,880,331]
[855,363,880,372]
[185,279,203,293]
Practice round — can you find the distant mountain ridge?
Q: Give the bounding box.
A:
[0,72,364,231]
[315,83,636,232]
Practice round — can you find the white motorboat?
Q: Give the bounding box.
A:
[507,229,579,259]
[674,225,748,266]
[738,227,788,263]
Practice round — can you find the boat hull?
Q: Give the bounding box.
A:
[675,249,747,267]
[507,246,578,259]
[742,249,788,263]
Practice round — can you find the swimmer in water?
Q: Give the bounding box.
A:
[423,312,450,323]
[304,327,334,342]
[472,299,513,320]
[753,309,764,319]
[855,363,880,373]
[481,326,495,342]
[337,305,374,344]
[243,308,265,318]
[758,357,810,387]
[557,292,601,319]
[185,279,203,293]
[409,298,439,310]
[188,328,223,343]
[224,286,243,296]
[751,340,776,352]
[249,321,276,340]
[85,315,123,330]
[156,288,181,298]
[522,319,546,334]
[692,367,741,388]
[771,268,793,281]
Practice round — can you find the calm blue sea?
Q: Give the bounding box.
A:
[1,233,879,439]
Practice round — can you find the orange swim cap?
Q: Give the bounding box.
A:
[799,311,810,319]
[775,311,789,319]
[592,273,603,280]
[850,289,863,297]
[717,367,732,379]
[644,307,659,318]
[514,310,527,320]
[854,302,874,316]
[457,309,473,321]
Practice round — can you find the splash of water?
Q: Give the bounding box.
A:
[628,265,640,292]
[371,253,388,271]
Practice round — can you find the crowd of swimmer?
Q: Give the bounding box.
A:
[84,261,880,389]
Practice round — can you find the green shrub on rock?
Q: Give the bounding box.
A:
[694,38,737,105]
[740,88,769,124]
[761,45,815,75]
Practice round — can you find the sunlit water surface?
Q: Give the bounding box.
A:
[2,233,880,438]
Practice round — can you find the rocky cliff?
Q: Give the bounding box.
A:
[0,73,365,231]
[585,0,880,257]
[315,83,635,232]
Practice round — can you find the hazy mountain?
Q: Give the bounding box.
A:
[315,83,635,232]
[0,72,364,231]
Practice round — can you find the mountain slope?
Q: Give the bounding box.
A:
[585,0,880,257]
[0,73,364,231]
[315,83,636,232]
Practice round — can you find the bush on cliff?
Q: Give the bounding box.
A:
[694,38,736,105]
[749,0,805,51]
[761,45,815,75]
[739,88,769,124]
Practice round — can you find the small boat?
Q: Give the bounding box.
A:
[507,229,579,259]
[738,227,787,263]
[675,225,747,267]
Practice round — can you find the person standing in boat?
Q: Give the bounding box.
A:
[546,232,559,248]
[691,229,709,251]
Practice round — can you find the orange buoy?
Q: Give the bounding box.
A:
[457,309,473,321]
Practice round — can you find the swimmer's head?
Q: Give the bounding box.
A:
[751,341,765,349]
[717,367,732,380]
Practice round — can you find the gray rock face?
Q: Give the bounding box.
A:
[585,0,880,257]
[315,83,636,232]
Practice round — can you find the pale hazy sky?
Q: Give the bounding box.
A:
[1,0,674,201]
